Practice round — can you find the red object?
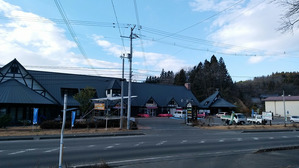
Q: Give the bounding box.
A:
[197,112,206,118]
[137,114,150,118]
[158,114,173,117]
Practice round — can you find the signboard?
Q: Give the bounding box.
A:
[94,103,105,110]
[187,102,192,119]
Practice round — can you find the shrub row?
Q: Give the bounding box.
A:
[40,119,123,129]
[0,114,12,128]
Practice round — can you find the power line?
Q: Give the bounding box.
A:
[155,0,245,41]
[111,0,127,53]
[54,0,99,76]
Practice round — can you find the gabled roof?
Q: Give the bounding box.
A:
[106,79,121,90]
[200,91,236,108]
[1,59,201,108]
[264,96,299,101]
[130,83,200,107]
[211,98,236,108]
[0,79,56,104]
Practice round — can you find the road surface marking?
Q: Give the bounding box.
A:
[269,137,274,140]
[134,142,144,147]
[8,149,36,155]
[8,150,26,155]
[105,146,114,149]
[180,140,187,144]
[44,148,59,153]
[237,138,242,141]
[0,150,4,153]
[219,139,224,142]
[199,140,205,143]
[156,141,167,146]
[88,145,95,148]
[253,137,259,140]
[282,136,288,138]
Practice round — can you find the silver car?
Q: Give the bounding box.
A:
[290,116,299,123]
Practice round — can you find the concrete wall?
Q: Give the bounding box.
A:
[265,100,299,117]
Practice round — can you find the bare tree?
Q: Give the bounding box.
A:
[275,0,299,33]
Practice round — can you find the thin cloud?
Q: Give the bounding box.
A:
[191,0,299,64]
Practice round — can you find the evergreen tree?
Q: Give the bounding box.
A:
[174,69,186,86]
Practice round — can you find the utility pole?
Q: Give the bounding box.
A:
[121,25,138,130]
[283,90,286,127]
[127,25,136,130]
[120,54,125,129]
[59,94,67,168]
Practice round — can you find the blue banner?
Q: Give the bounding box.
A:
[71,111,76,127]
[33,108,39,125]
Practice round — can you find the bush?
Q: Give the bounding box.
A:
[0,114,12,128]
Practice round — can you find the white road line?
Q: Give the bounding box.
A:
[8,149,36,155]
[105,146,114,149]
[219,139,224,143]
[134,142,144,147]
[8,150,26,155]
[253,137,259,140]
[269,137,274,140]
[88,145,95,148]
[0,150,4,153]
[180,140,187,144]
[44,148,59,153]
[156,141,167,146]
[282,136,288,138]
[237,138,242,141]
[199,140,205,144]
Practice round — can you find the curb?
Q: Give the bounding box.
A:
[242,129,299,133]
[255,145,299,153]
[0,132,145,141]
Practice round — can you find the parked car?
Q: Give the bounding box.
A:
[137,114,150,118]
[197,112,206,118]
[173,110,186,118]
[290,116,299,123]
[157,113,173,117]
[216,112,228,118]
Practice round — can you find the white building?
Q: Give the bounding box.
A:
[264,96,299,117]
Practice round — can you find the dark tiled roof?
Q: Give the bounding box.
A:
[0,79,55,104]
[200,91,235,108]
[263,96,299,101]
[211,98,236,108]
[28,70,200,107]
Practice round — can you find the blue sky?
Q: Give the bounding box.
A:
[0,0,299,82]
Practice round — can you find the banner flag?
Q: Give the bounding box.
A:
[71,111,76,127]
[33,108,39,125]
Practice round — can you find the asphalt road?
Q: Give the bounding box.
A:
[1,117,299,168]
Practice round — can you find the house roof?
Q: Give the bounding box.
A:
[263,96,299,101]
[0,79,55,104]
[200,91,236,108]
[0,59,201,108]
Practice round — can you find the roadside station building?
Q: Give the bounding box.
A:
[264,96,299,117]
[0,59,200,124]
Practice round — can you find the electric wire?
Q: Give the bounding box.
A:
[155,0,245,41]
[54,0,99,75]
[111,0,127,54]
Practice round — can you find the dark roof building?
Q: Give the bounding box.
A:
[199,90,236,114]
[0,59,200,124]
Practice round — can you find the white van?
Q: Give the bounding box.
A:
[173,109,186,118]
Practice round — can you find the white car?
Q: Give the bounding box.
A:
[216,112,228,118]
[290,116,299,123]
